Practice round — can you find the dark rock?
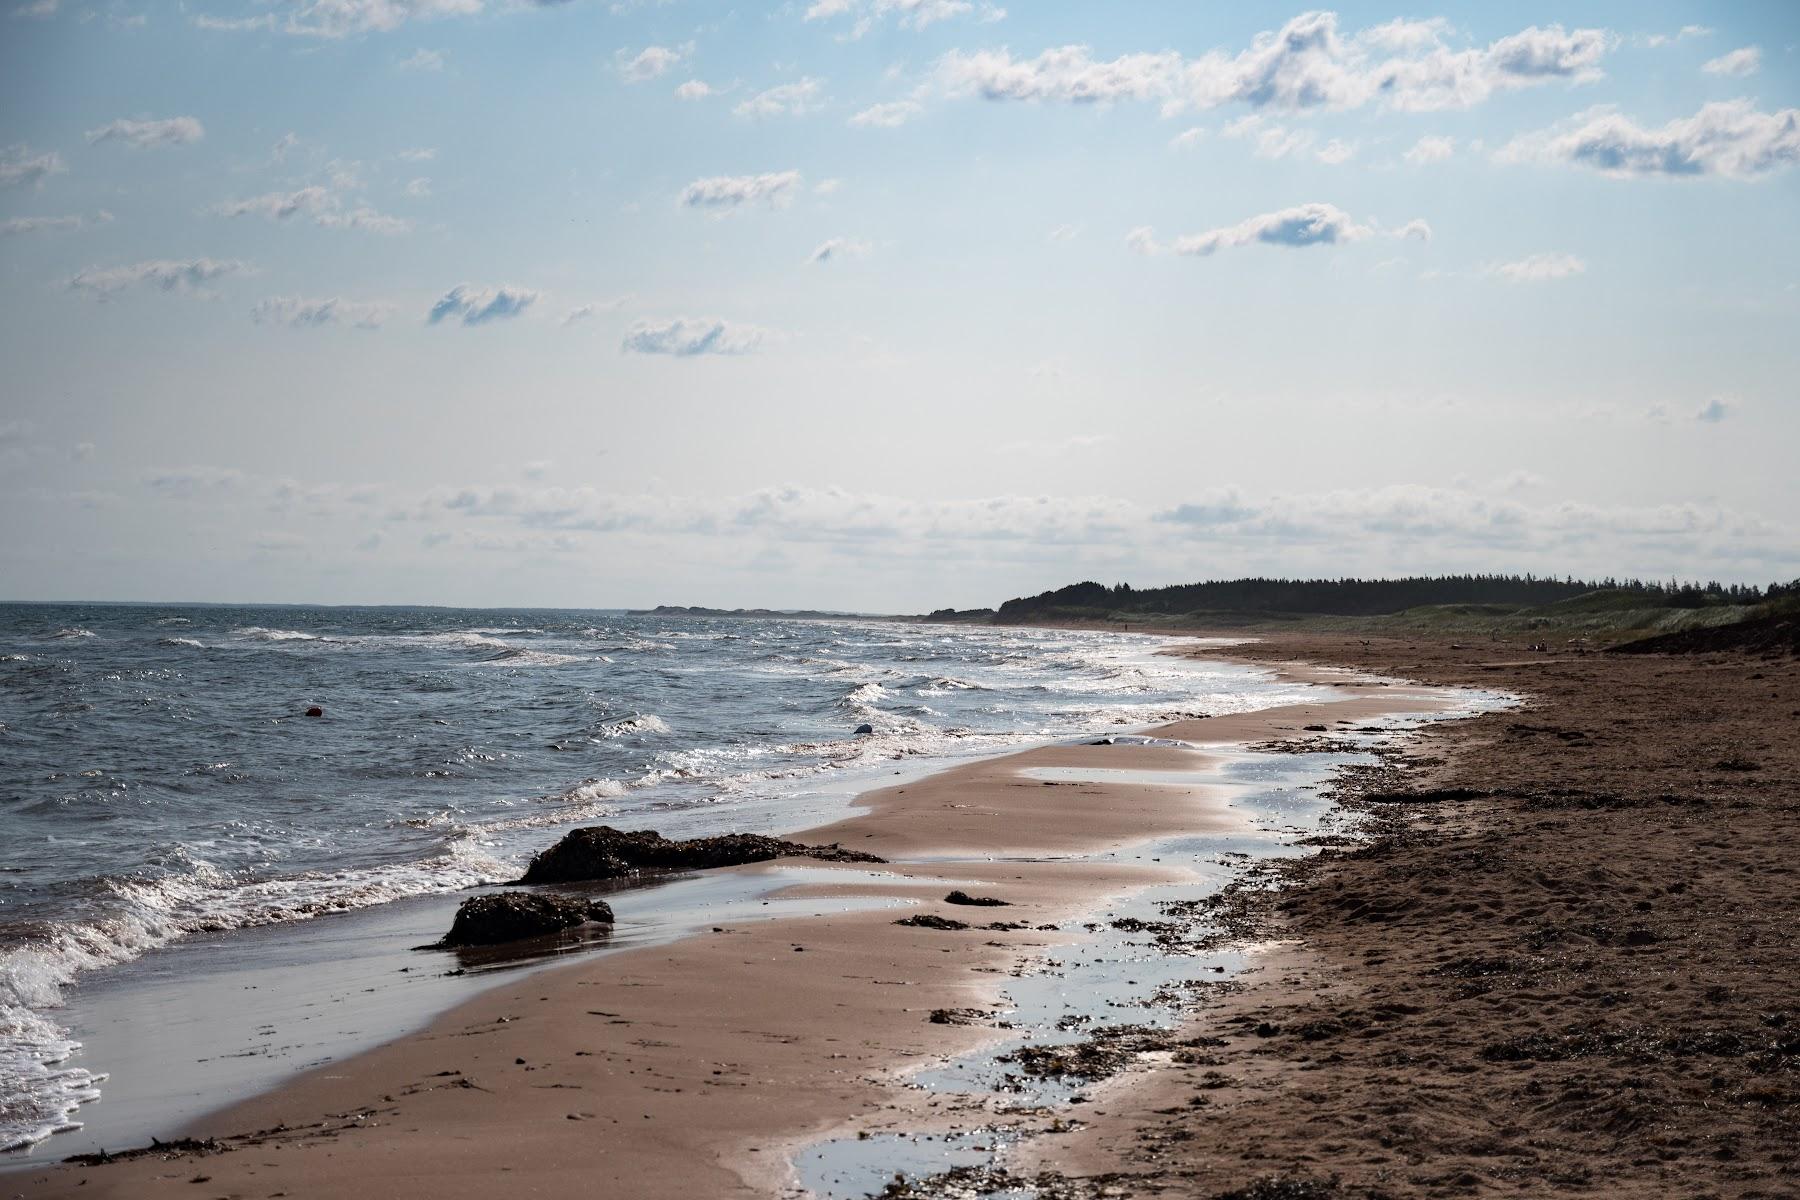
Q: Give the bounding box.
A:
[943,890,1010,906]
[437,892,613,947]
[854,723,874,735]
[304,706,324,717]
[895,914,969,930]
[517,825,884,884]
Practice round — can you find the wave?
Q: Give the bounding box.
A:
[474,648,590,668]
[157,637,205,650]
[598,713,671,737]
[916,676,986,696]
[44,629,94,641]
[234,626,328,643]
[0,838,513,1018]
[413,632,513,652]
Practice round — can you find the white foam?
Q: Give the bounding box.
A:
[234,626,327,643]
[599,713,672,737]
[0,1004,102,1153]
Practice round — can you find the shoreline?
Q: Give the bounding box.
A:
[6,646,1492,1197]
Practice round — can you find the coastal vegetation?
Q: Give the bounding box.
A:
[975,575,1799,641]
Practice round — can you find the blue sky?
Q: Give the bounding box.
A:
[1,1,1796,609]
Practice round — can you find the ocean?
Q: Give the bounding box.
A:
[0,603,1326,1155]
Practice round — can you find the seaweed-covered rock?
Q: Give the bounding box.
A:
[518,825,884,884]
[895,914,969,930]
[944,890,1010,906]
[440,892,613,946]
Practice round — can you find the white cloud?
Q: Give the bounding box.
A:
[618,43,689,82]
[1169,126,1206,149]
[849,99,922,128]
[1047,223,1080,242]
[1499,100,1800,180]
[212,183,412,234]
[1315,137,1356,164]
[214,186,335,221]
[2,212,102,235]
[674,79,712,100]
[1404,134,1456,164]
[86,115,204,149]
[12,0,58,17]
[734,77,824,118]
[622,317,765,356]
[938,14,1612,114]
[1393,218,1432,242]
[67,258,249,298]
[399,146,437,162]
[1223,114,1313,159]
[807,0,995,35]
[1640,25,1711,49]
[399,47,444,70]
[144,466,247,497]
[251,296,393,328]
[562,296,631,325]
[678,170,802,211]
[200,0,484,39]
[0,145,66,189]
[1129,202,1386,257]
[1695,397,1732,423]
[1701,46,1760,77]
[317,206,412,234]
[405,176,432,197]
[427,284,539,326]
[1486,252,1586,282]
[810,237,873,263]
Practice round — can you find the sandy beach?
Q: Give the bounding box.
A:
[7,649,1468,1199]
[9,629,1794,1199]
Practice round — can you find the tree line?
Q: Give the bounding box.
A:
[993,574,1797,621]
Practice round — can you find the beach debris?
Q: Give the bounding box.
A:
[943,890,1010,907]
[431,892,614,947]
[304,705,324,717]
[63,1136,223,1166]
[928,1008,991,1025]
[894,914,970,930]
[518,825,884,884]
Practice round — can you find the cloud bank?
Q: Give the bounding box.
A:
[67,258,249,297]
[1499,100,1800,179]
[937,13,1610,114]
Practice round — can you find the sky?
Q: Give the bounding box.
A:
[1,0,1796,611]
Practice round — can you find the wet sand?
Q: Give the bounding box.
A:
[1015,632,1800,1198]
[8,664,1466,1199]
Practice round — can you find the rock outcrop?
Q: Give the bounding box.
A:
[517,825,885,885]
[437,891,614,947]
